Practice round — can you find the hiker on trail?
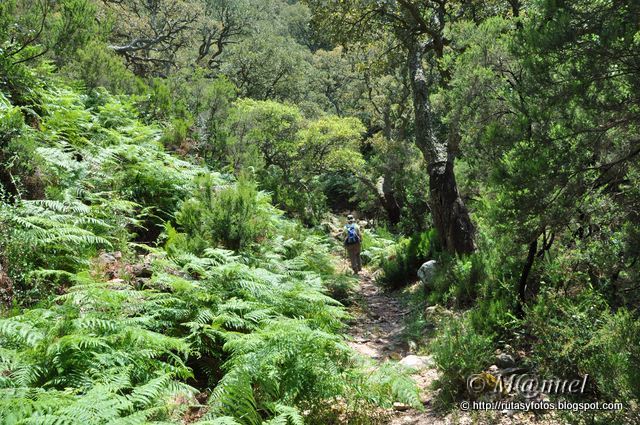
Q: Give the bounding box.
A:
[344,214,362,274]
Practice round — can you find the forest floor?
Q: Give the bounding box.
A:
[344,267,561,425]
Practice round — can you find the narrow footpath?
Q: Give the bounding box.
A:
[345,269,443,424]
[345,269,554,425]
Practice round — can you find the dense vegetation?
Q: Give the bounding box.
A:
[1,0,639,424]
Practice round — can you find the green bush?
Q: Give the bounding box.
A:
[176,174,275,252]
[527,289,640,419]
[427,253,484,307]
[0,198,114,305]
[359,227,396,267]
[378,237,413,289]
[63,40,140,94]
[260,166,329,225]
[0,92,41,200]
[430,314,494,406]
[467,297,520,342]
[379,229,437,289]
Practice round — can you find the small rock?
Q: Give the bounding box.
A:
[393,402,410,411]
[500,366,527,375]
[135,277,150,289]
[98,252,116,264]
[127,262,153,278]
[496,353,516,368]
[417,260,437,287]
[408,340,418,353]
[398,354,434,370]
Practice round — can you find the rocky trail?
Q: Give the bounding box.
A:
[345,269,443,424]
[344,268,554,425]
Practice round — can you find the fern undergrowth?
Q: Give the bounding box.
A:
[0,73,421,423]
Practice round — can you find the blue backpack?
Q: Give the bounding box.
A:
[345,224,360,244]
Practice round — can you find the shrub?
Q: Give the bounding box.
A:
[379,229,437,289]
[527,289,640,419]
[63,40,140,94]
[0,58,422,425]
[323,274,357,306]
[467,297,520,342]
[359,227,395,267]
[425,252,486,308]
[260,166,329,225]
[430,315,494,406]
[176,174,275,252]
[0,199,114,305]
[378,237,413,289]
[0,92,40,199]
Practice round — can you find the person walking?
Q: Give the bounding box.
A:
[344,214,362,274]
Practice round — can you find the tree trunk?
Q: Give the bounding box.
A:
[407,41,475,254]
[516,238,538,317]
[377,175,402,225]
[355,174,402,225]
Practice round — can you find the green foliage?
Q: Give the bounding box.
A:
[222,32,313,103]
[426,253,484,308]
[63,40,140,93]
[223,98,302,172]
[0,83,212,304]
[3,0,640,422]
[358,227,395,266]
[378,229,438,289]
[0,273,196,424]
[0,0,99,69]
[527,290,640,404]
[217,99,365,224]
[467,298,520,343]
[360,134,431,234]
[0,68,419,422]
[296,115,366,174]
[429,315,494,407]
[1,201,420,425]
[176,174,275,252]
[0,196,120,304]
[0,91,40,200]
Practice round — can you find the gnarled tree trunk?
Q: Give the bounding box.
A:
[377,176,402,225]
[407,41,475,254]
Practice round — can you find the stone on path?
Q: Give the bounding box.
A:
[495,353,516,368]
[398,355,435,370]
[417,260,437,286]
[393,402,411,411]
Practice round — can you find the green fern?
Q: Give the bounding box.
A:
[0,79,423,425]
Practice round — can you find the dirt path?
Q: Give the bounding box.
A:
[346,269,444,424]
[345,269,553,425]
[346,269,409,361]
